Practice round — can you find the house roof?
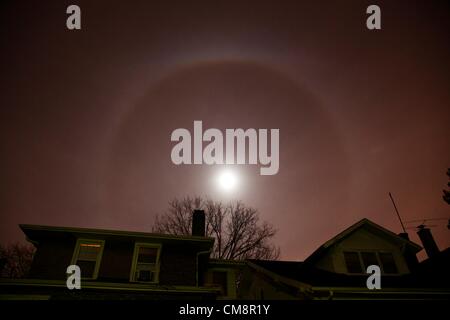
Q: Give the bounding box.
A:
[243,219,450,291]
[414,247,450,287]
[247,258,450,289]
[208,259,246,269]
[305,218,422,264]
[20,224,214,249]
[247,259,417,288]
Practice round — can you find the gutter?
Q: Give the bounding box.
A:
[0,278,220,294]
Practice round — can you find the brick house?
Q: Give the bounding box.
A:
[0,210,243,300]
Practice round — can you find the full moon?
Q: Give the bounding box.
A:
[217,169,239,192]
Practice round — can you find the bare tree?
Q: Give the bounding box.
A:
[0,242,35,278]
[153,196,280,260]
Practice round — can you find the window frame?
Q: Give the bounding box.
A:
[129,243,162,284]
[360,251,379,270]
[343,251,364,274]
[343,250,399,275]
[378,251,399,274]
[70,238,105,280]
[204,267,236,299]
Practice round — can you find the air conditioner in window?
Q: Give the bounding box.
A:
[135,264,156,282]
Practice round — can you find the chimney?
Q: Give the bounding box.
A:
[398,232,419,270]
[192,209,205,237]
[417,225,440,259]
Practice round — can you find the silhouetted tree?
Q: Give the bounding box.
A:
[0,243,35,278]
[444,168,450,205]
[153,196,280,260]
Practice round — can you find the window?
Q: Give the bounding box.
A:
[343,251,399,274]
[72,239,104,279]
[361,252,378,270]
[130,244,161,283]
[343,252,363,274]
[212,271,228,296]
[379,252,398,274]
[204,269,235,298]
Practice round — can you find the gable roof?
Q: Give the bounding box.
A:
[246,259,425,288]
[305,218,422,264]
[247,249,450,290]
[20,224,214,249]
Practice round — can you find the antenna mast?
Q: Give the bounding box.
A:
[389,192,406,233]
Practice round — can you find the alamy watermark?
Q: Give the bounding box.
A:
[366,5,381,30]
[66,5,380,31]
[366,265,381,290]
[170,121,280,175]
[66,265,81,289]
[66,5,81,30]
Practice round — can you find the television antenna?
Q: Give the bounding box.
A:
[388,192,406,233]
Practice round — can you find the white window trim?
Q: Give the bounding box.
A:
[70,239,105,280]
[129,243,162,284]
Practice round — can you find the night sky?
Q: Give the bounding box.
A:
[1,0,449,261]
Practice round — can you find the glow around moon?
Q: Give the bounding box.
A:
[217,169,239,192]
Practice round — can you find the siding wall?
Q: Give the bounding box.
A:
[315,228,410,274]
[29,239,76,280]
[28,236,203,286]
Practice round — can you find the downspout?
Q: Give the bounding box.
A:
[196,250,211,287]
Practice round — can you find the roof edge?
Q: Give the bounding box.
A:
[19,224,215,243]
[305,218,422,264]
